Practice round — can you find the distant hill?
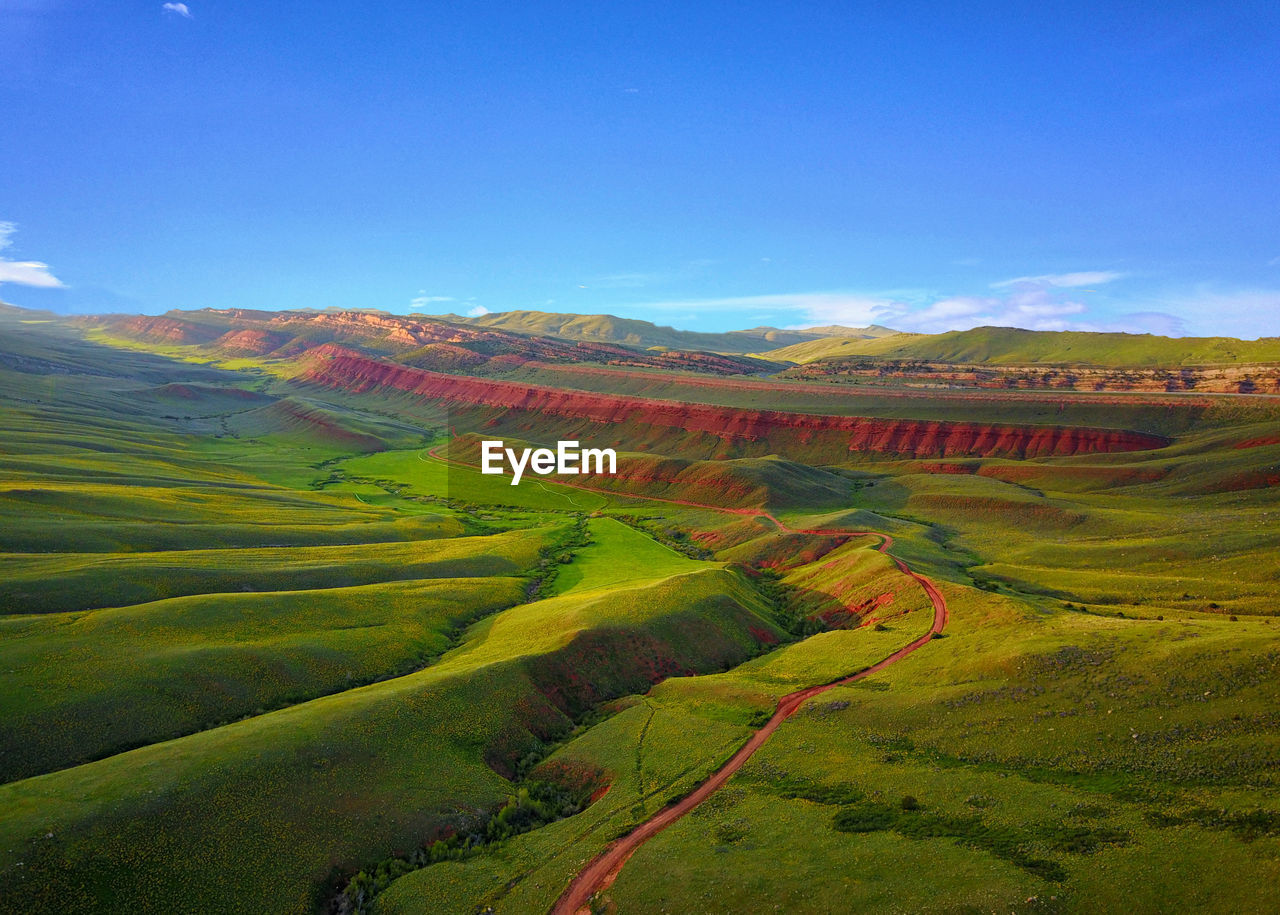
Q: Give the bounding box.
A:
[0,301,58,321]
[767,325,1280,366]
[763,333,918,363]
[444,309,895,354]
[75,307,782,376]
[795,324,900,339]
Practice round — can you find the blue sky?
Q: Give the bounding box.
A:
[2,1,1278,337]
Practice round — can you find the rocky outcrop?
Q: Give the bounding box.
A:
[212,329,291,355]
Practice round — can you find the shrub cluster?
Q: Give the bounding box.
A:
[831,798,1129,883]
[338,768,602,914]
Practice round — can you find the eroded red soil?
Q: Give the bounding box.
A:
[302,347,1168,459]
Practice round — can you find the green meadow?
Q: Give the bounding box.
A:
[1,312,1277,914]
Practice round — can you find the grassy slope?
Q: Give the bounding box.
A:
[853,427,1280,618]
[765,325,1280,366]
[373,539,933,914]
[0,572,536,781]
[6,315,1279,914]
[0,519,785,915]
[605,590,1280,914]
[0,531,543,615]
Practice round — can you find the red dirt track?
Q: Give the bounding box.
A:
[548,522,948,914]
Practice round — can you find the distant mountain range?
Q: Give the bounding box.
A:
[6,300,1278,370]
[440,309,899,353]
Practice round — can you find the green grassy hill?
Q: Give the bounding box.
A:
[0,520,786,914]
[766,325,1280,366]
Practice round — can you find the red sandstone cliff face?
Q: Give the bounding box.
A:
[298,347,1169,459]
[213,329,291,355]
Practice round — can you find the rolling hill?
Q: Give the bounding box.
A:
[765,324,1280,366]
[2,303,1279,914]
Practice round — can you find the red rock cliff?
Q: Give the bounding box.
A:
[298,347,1169,459]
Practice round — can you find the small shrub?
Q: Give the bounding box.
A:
[833,802,897,833]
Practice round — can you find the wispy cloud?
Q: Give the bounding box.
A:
[628,280,1265,338]
[991,270,1124,289]
[1148,288,1280,339]
[410,293,454,309]
[896,290,1087,334]
[466,305,490,317]
[162,3,192,19]
[636,292,896,325]
[0,222,65,289]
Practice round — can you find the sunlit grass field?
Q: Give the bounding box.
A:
[1,314,1277,914]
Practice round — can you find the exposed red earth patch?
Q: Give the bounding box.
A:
[1236,433,1280,449]
[906,461,980,475]
[212,328,291,355]
[726,533,852,571]
[748,625,781,645]
[1216,471,1280,492]
[820,592,895,628]
[300,348,1168,459]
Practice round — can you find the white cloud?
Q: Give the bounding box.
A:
[409,294,454,309]
[992,271,1124,289]
[1085,312,1188,336]
[894,289,1088,334]
[637,292,899,325]
[466,305,490,317]
[162,3,192,18]
[630,278,1280,339]
[1149,288,1280,339]
[0,222,65,289]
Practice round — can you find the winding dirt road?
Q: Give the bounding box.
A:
[549,534,948,914]
[422,444,950,914]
